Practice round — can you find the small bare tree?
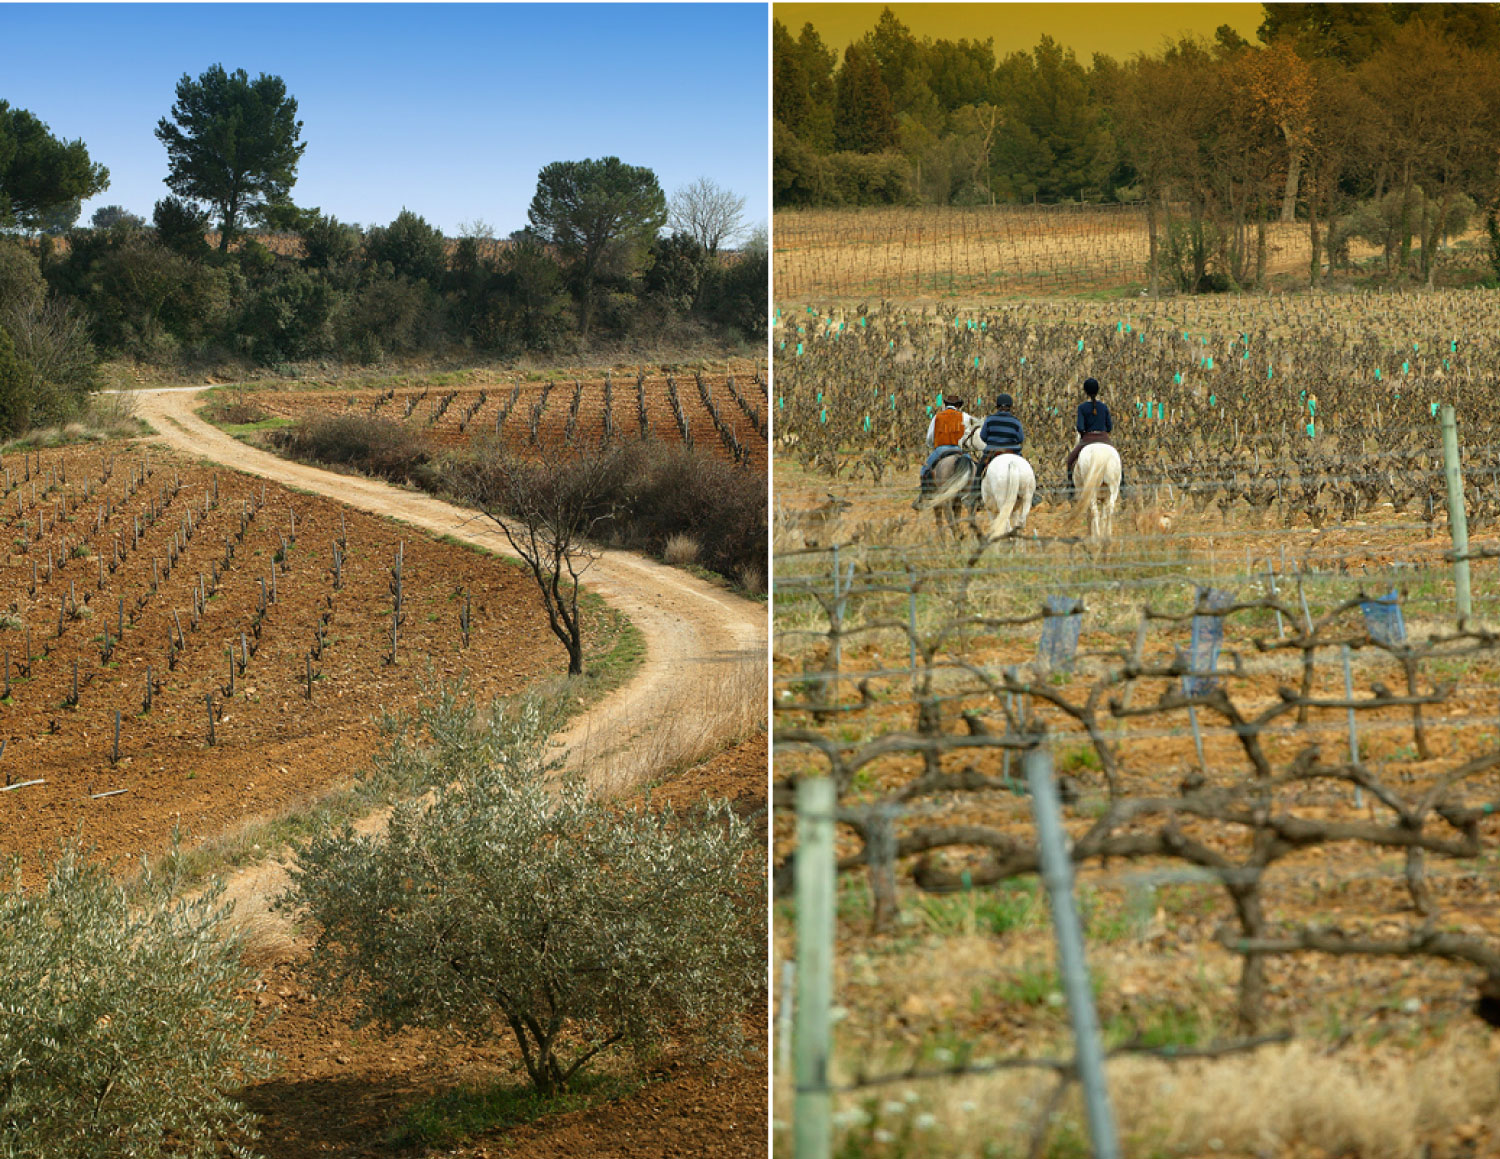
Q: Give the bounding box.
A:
[457,450,623,676]
[668,176,747,255]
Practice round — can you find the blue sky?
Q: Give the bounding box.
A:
[2,3,769,239]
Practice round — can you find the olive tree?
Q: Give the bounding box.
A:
[284,692,761,1097]
[0,847,268,1159]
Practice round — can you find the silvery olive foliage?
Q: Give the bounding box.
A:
[0,847,269,1159]
[285,692,763,1095]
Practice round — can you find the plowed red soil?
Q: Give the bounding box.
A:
[116,386,768,1157]
[242,374,769,472]
[0,443,560,872]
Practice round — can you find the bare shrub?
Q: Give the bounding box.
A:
[271,413,432,482]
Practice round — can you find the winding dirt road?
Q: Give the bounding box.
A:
[130,386,766,933]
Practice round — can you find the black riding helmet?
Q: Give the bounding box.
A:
[995,392,1013,410]
[1083,378,1100,397]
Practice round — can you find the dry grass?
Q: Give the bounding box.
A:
[663,533,702,566]
[590,653,766,797]
[774,1036,1500,1158]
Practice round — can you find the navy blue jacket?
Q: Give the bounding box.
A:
[1076,400,1112,435]
[980,411,1024,450]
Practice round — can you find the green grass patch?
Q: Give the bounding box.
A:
[222,416,295,437]
[389,1072,639,1149]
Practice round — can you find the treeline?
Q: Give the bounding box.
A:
[20,202,765,367]
[775,3,1500,290]
[0,68,766,437]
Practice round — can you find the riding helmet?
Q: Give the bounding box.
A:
[995,392,1013,410]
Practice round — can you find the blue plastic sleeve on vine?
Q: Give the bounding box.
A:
[891,393,896,408]
[1173,372,1182,385]
[1020,356,1027,365]
[1307,422,1315,437]
[778,396,783,409]
[796,343,803,356]
[820,408,827,424]
[797,326,805,335]
[1375,368,1382,380]
[974,356,980,368]
[1155,402,1162,419]
[1206,356,1214,369]
[1209,394,1216,407]
[816,391,823,403]
[936,392,943,407]
[1268,366,1273,379]
[1444,359,1450,370]
[863,415,871,431]
[859,317,866,327]
[926,405,933,416]
[1413,342,1419,352]
[1136,401,1144,415]
[1308,398,1315,416]
[1077,338,1084,351]
[778,341,784,350]
[1431,402,1440,417]
[1402,361,1409,374]
[1117,321,1122,332]
[1140,333,1145,342]
[1451,340,1457,352]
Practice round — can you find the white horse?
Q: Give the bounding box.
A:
[961,429,1035,541]
[1072,440,1122,544]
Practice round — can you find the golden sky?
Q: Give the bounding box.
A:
[774,3,1266,62]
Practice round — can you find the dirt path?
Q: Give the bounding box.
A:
[130,386,766,935]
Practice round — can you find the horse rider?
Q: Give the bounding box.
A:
[973,392,1025,503]
[1065,377,1112,497]
[919,394,974,495]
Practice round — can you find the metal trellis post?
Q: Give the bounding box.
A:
[1440,404,1472,622]
[1025,745,1120,1159]
[794,777,835,1159]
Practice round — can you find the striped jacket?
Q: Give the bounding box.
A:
[979,411,1024,450]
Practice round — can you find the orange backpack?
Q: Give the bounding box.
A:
[933,408,964,447]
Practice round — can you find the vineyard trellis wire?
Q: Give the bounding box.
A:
[774,550,1500,1154]
[772,403,1500,1156]
[772,204,1484,300]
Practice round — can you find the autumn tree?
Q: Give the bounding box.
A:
[156,65,306,252]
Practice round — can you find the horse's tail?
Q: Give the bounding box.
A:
[986,463,1021,541]
[1071,446,1111,529]
[927,458,972,509]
